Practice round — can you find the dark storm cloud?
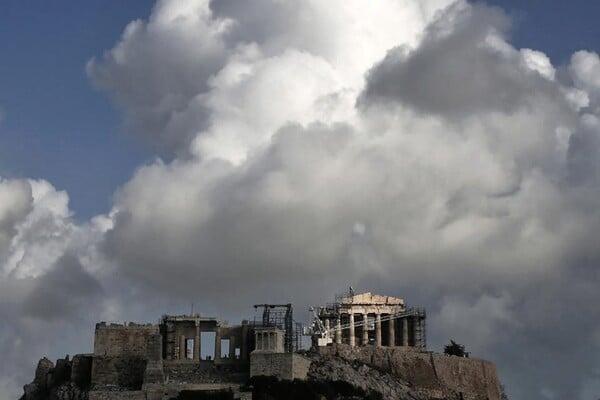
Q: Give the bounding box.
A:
[22,254,104,321]
[361,3,560,118]
[208,0,302,47]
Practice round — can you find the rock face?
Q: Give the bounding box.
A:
[307,354,420,400]
[21,346,501,400]
[21,356,90,400]
[305,345,501,400]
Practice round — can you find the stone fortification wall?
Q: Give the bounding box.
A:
[250,353,312,380]
[143,333,165,385]
[319,344,501,400]
[94,322,159,357]
[432,354,500,400]
[70,354,93,387]
[164,362,248,385]
[89,391,145,400]
[91,356,147,389]
[50,358,71,387]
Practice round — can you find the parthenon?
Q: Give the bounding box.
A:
[316,291,426,347]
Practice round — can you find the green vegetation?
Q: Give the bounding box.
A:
[443,340,468,357]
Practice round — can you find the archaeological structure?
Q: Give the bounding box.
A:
[314,291,426,347]
[21,291,503,400]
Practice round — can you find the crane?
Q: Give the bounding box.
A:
[307,307,333,346]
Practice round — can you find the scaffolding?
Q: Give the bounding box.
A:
[414,308,426,348]
[323,307,427,347]
[253,304,302,352]
[309,288,427,348]
[333,287,356,308]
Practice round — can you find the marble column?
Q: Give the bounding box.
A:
[388,317,395,346]
[215,331,222,361]
[335,316,342,344]
[375,313,382,347]
[362,314,369,345]
[349,313,355,346]
[179,335,186,360]
[402,318,408,346]
[194,324,201,361]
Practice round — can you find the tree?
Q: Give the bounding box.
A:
[444,340,467,357]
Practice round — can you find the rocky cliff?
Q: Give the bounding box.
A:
[20,356,90,400]
[20,345,501,400]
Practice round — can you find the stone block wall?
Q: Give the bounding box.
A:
[71,354,93,387]
[250,353,311,380]
[320,344,501,400]
[89,391,145,400]
[291,353,312,379]
[91,356,147,389]
[432,355,501,400]
[50,358,72,387]
[94,322,159,357]
[144,333,165,385]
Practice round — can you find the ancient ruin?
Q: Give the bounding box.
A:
[312,291,426,348]
[20,291,503,400]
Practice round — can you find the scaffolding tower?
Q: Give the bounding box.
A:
[253,304,301,352]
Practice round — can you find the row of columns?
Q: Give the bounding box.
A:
[255,331,277,351]
[178,325,238,361]
[332,313,417,347]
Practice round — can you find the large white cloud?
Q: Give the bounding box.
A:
[570,50,600,111]
[0,177,179,400]
[87,0,456,158]
[87,0,232,152]
[0,178,104,399]
[95,2,600,399]
[1,179,73,279]
[4,1,600,399]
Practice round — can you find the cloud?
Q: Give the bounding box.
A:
[1,179,73,279]
[21,254,104,321]
[568,114,600,184]
[0,178,168,399]
[0,178,107,400]
[0,178,33,266]
[4,1,600,399]
[89,1,600,398]
[92,2,600,398]
[570,50,600,111]
[360,3,562,118]
[431,293,515,352]
[86,0,232,152]
[87,0,456,158]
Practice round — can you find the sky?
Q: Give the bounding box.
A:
[1,1,600,399]
[0,1,155,219]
